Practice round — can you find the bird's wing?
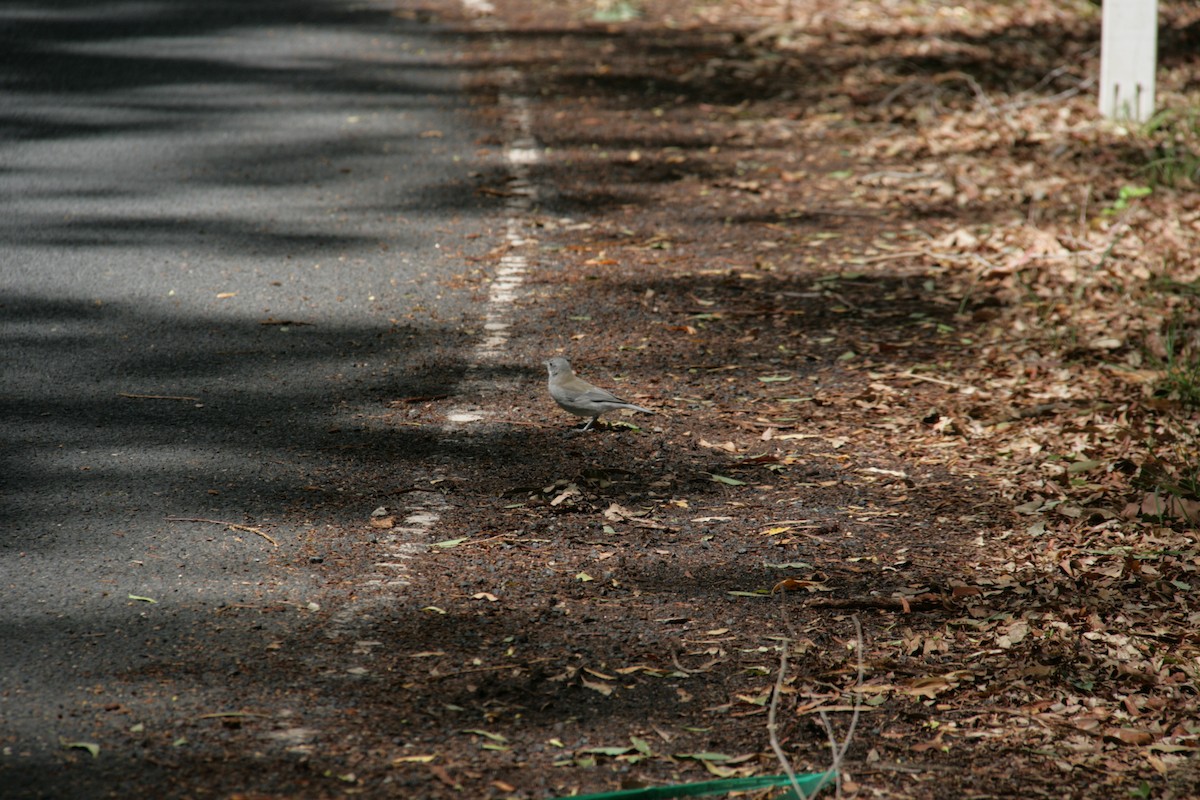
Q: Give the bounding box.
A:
[582,389,652,413]
[576,386,630,406]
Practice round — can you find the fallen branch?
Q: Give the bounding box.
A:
[165,516,278,547]
[807,593,946,612]
[453,532,518,546]
[494,418,560,429]
[857,762,954,774]
[429,656,556,681]
[893,370,977,391]
[733,419,805,430]
[196,711,269,720]
[670,651,723,676]
[796,208,882,219]
[850,250,926,265]
[388,394,450,405]
[118,392,201,402]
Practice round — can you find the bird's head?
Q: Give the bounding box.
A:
[545,356,572,377]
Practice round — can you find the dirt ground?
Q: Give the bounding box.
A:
[39,1,1200,798]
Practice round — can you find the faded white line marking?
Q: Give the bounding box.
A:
[444,40,540,422]
[460,0,496,15]
[331,2,538,649]
[325,491,447,641]
[465,105,536,362]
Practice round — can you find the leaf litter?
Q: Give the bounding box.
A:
[414,0,1199,795]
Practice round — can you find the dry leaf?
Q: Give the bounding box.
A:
[771,578,830,593]
[392,754,437,764]
[604,503,669,529]
[551,485,582,506]
[996,620,1030,649]
[1104,728,1155,746]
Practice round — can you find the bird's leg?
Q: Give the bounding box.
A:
[581,417,597,432]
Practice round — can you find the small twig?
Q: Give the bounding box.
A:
[118,392,201,402]
[680,307,802,317]
[429,657,556,681]
[671,652,698,676]
[213,603,260,614]
[777,208,884,219]
[1022,58,1089,97]
[388,394,450,405]
[878,78,927,109]
[670,651,723,676]
[769,611,865,799]
[735,418,805,429]
[851,250,926,265]
[894,370,978,392]
[454,532,517,546]
[767,629,805,799]
[165,516,278,547]
[827,291,858,311]
[813,619,863,799]
[949,71,996,116]
[858,762,953,774]
[858,170,941,183]
[878,72,996,116]
[967,706,1064,733]
[495,419,559,429]
[828,616,866,797]
[806,593,945,612]
[390,484,454,495]
[1001,76,1096,112]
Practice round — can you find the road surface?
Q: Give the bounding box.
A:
[0,1,494,794]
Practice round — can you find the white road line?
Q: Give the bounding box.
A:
[325,492,448,644]
[445,20,541,422]
[476,97,537,359]
[460,0,496,15]
[330,4,540,646]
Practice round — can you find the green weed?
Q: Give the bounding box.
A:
[1102,184,1152,216]
[1157,318,1200,408]
[1139,107,1200,188]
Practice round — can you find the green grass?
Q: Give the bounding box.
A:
[1159,320,1200,408]
[1140,107,1200,188]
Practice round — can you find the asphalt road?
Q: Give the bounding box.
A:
[0,1,494,794]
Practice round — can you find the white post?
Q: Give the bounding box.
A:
[1099,0,1158,122]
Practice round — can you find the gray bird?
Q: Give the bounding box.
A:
[545,356,653,431]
